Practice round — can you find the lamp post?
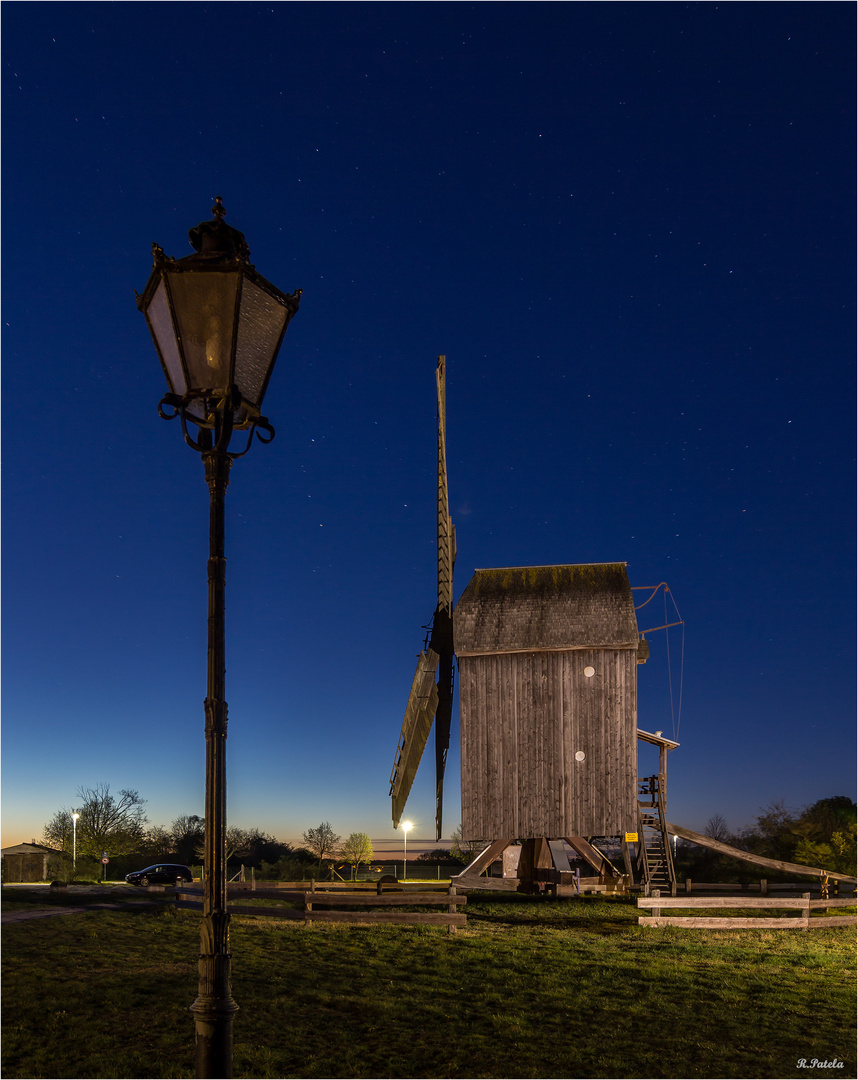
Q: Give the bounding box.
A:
[71,812,79,871]
[137,198,300,1079]
[401,821,413,880]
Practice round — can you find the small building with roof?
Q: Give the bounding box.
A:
[1,842,60,883]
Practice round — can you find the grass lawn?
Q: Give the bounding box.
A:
[2,889,855,1079]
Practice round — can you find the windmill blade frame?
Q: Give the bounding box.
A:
[388,356,456,839]
[390,648,440,829]
[431,356,456,839]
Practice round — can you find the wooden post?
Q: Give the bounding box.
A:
[517,840,538,892]
[651,888,661,923]
[305,880,315,926]
[802,891,811,931]
[685,878,692,895]
[760,878,767,896]
[448,885,457,935]
[621,837,634,883]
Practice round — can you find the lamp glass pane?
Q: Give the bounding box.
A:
[146,279,186,395]
[234,279,289,408]
[168,272,239,391]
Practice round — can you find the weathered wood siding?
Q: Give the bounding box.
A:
[454,563,642,842]
[459,646,637,839]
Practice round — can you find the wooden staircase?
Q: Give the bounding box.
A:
[637,775,676,896]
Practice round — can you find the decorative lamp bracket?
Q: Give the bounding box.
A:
[157,387,275,458]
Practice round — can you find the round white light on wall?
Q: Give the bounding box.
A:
[575,750,586,762]
[583,666,595,678]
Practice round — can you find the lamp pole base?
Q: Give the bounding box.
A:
[191,919,239,1078]
[192,1003,239,1080]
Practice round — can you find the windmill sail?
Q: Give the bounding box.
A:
[390,648,440,829]
[389,357,456,839]
[430,356,456,839]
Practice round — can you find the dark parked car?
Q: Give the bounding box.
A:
[125,863,193,886]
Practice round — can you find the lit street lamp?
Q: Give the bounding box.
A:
[401,821,413,880]
[137,198,301,1079]
[71,812,79,871]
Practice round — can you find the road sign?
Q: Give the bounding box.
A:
[101,857,109,864]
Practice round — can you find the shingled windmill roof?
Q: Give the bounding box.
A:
[453,562,639,654]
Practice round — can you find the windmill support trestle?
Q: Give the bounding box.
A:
[453,836,629,895]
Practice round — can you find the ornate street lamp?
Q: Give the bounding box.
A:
[137,198,300,1079]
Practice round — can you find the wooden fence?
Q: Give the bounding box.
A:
[677,879,854,897]
[638,893,857,930]
[176,882,466,932]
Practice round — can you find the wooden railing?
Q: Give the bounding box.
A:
[176,882,466,932]
[677,879,855,897]
[638,893,856,930]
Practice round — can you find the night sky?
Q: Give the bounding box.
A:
[2,2,854,854]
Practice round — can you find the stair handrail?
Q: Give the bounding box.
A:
[637,774,677,895]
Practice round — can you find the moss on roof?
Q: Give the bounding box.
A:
[467,563,630,598]
[454,562,639,653]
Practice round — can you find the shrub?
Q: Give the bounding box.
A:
[256,855,316,882]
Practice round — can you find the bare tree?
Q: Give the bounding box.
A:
[143,826,174,860]
[302,822,341,872]
[171,815,205,865]
[704,813,730,843]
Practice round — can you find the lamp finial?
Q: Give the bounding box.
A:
[188,198,249,261]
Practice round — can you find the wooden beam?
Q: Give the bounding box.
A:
[300,892,466,906]
[221,904,303,919]
[639,916,807,929]
[454,839,513,878]
[637,896,830,909]
[305,911,467,925]
[665,822,858,884]
[456,642,639,658]
[453,875,521,892]
[534,837,554,869]
[565,836,620,877]
[637,728,680,749]
[621,837,635,881]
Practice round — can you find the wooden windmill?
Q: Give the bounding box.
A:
[453,562,656,890]
[389,356,455,841]
[390,359,677,892]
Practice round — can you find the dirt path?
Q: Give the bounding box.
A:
[2,885,167,924]
[3,906,88,924]
[2,900,166,924]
